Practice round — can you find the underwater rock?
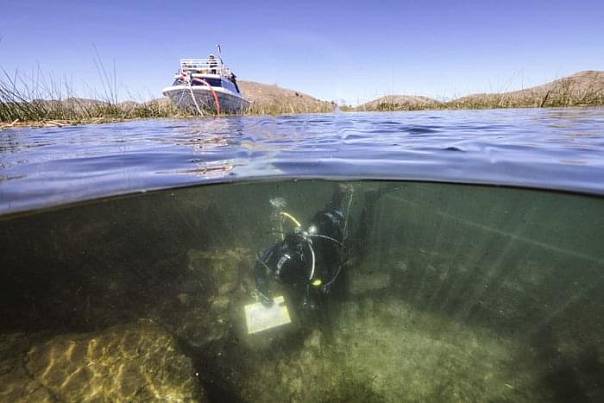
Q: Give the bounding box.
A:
[303,329,322,351]
[0,321,203,402]
[349,267,391,295]
[234,294,552,402]
[330,297,550,402]
[168,248,253,348]
[238,327,386,402]
[186,248,251,294]
[0,333,54,402]
[239,329,345,403]
[177,292,192,306]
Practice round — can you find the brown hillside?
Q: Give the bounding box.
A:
[238,80,334,114]
[353,71,604,112]
[449,71,604,108]
[356,95,441,111]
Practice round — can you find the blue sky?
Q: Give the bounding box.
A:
[1,0,603,104]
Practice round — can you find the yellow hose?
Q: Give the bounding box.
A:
[280,211,302,228]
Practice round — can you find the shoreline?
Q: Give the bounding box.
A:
[2,71,603,129]
[2,103,604,130]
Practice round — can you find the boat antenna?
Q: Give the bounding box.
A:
[216,44,223,64]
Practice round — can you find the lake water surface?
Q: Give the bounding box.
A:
[1,107,603,214]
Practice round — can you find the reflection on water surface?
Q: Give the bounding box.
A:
[1,108,603,214]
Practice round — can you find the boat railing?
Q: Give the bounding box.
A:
[180,58,231,76]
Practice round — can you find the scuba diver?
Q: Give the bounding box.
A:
[254,185,353,322]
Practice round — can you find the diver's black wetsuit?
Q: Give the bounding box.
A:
[254,187,348,318]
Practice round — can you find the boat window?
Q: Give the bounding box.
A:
[192,77,222,87]
[221,79,238,93]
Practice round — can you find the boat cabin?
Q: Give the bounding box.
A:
[173,57,241,94]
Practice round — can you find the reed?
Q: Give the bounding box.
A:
[355,87,604,112]
[0,68,185,128]
[244,100,333,115]
[0,74,333,128]
[372,102,439,112]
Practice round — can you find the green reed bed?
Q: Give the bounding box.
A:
[0,90,180,128]
[0,59,333,126]
[446,84,604,110]
[0,66,182,128]
[359,102,440,112]
[0,81,332,129]
[245,100,334,115]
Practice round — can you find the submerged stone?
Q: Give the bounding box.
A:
[232,295,552,402]
[166,248,253,348]
[1,321,203,402]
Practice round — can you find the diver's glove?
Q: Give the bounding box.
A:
[258,290,274,307]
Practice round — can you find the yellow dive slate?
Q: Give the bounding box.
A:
[244,296,292,334]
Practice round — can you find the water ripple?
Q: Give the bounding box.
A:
[1,108,603,214]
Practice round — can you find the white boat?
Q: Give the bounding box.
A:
[162,56,250,114]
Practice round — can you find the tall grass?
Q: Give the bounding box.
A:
[360,102,440,112]
[0,69,333,128]
[0,67,182,128]
[245,100,334,115]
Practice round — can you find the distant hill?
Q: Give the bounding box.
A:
[354,71,604,112]
[449,70,604,108]
[238,80,334,114]
[356,95,441,111]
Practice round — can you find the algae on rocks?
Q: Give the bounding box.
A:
[0,320,204,402]
[160,248,253,348]
[231,295,549,403]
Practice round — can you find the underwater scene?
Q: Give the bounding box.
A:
[0,179,602,402]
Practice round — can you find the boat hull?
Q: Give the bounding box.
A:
[163,86,250,114]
